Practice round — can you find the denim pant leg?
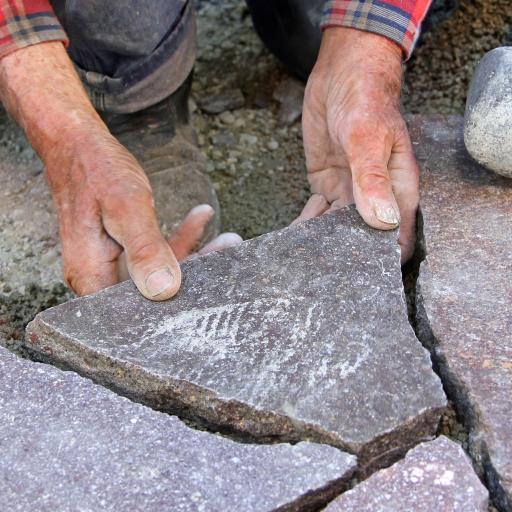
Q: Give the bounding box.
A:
[50,0,196,113]
[245,0,323,81]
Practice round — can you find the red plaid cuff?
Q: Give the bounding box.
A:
[321,0,432,59]
[0,0,68,59]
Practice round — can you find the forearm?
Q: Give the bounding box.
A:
[0,41,108,162]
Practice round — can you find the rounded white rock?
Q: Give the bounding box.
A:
[464,46,512,178]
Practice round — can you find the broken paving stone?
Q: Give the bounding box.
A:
[197,89,245,114]
[324,436,488,511]
[26,206,446,474]
[408,115,512,511]
[464,47,512,178]
[0,343,356,511]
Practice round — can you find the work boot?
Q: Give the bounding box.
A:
[100,73,221,244]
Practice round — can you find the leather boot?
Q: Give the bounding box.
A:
[100,73,221,244]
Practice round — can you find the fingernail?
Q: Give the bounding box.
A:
[190,204,215,217]
[145,267,174,297]
[372,201,400,226]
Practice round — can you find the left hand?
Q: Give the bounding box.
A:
[297,27,420,262]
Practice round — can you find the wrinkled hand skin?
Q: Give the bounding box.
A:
[0,42,240,300]
[299,28,420,261]
[43,128,184,298]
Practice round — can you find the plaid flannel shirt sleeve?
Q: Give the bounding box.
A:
[0,0,68,59]
[321,0,432,59]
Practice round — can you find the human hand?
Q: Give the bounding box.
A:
[298,28,419,261]
[45,131,241,298]
[0,42,240,300]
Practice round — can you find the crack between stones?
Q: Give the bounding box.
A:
[403,207,505,512]
[21,345,359,512]
[28,317,442,466]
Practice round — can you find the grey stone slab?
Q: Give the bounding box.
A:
[408,115,512,510]
[0,343,356,512]
[464,47,512,178]
[324,436,488,511]
[26,206,446,474]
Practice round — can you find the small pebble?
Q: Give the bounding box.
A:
[267,140,279,151]
[219,111,235,125]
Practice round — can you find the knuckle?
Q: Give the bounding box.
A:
[63,264,85,295]
[348,121,383,145]
[103,183,153,217]
[127,233,163,267]
[355,168,391,193]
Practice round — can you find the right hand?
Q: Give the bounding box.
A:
[0,42,240,301]
[44,129,233,299]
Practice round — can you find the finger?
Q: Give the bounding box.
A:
[102,187,181,301]
[325,197,352,213]
[389,129,420,262]
[168,204,215,261]
[197,233,243,256]
[347,129,400,231]
[60,222,122,296]
[292,194,330,224]
[185,233,243,261]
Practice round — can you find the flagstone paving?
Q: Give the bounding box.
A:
[0,343,356,512]
[26,206,446,475]
[408,115,512,511]
[324,436,488,511]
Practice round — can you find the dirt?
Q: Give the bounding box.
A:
[404,0,512,114]
[0,0,510,347]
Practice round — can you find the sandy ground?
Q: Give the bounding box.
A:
[0,0,510,342]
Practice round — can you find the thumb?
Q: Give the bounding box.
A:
[104,193,181,301]
[348,136,400,231]
[124,227,182,300]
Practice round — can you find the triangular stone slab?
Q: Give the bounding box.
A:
[26,207,446,473]
[0,344,356,511]
[408,115,512,511]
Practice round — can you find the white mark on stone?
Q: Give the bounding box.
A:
[149,297,294,354]
[409,467,424,483]
[435,469,454,486]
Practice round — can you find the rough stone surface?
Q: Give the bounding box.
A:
[324,436,488,511]
[26,206,446,473]
[464,47,512,178]
[0,143,63,295]
[409,115,512,510]
[0,343,356,512]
